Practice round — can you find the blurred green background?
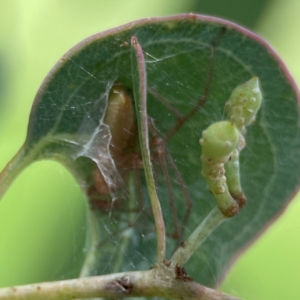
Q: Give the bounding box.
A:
[0,1,300,299]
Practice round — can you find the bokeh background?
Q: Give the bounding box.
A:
[0,1,300,299]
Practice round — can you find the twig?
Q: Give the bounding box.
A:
[171,206,226,266]
[0,268,241,300]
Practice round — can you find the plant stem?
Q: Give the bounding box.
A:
[171,206,226,266]
[131,36,166,262]
[0,148,29,201]
[0,268,241,300]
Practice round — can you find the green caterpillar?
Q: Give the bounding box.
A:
[200,77,262,217]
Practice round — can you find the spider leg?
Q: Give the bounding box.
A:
[165,151,192,240]
[148,119,192,241]
[154,136,180,239]
[148,27,226,141]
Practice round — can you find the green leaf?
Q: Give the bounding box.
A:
[1,15,300,288]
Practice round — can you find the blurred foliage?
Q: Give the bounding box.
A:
[0,56,6,112]
[0,0,300,299]
[189,0,271,29]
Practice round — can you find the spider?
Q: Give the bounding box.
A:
[88,83,192,241]
[87,26,227,243]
